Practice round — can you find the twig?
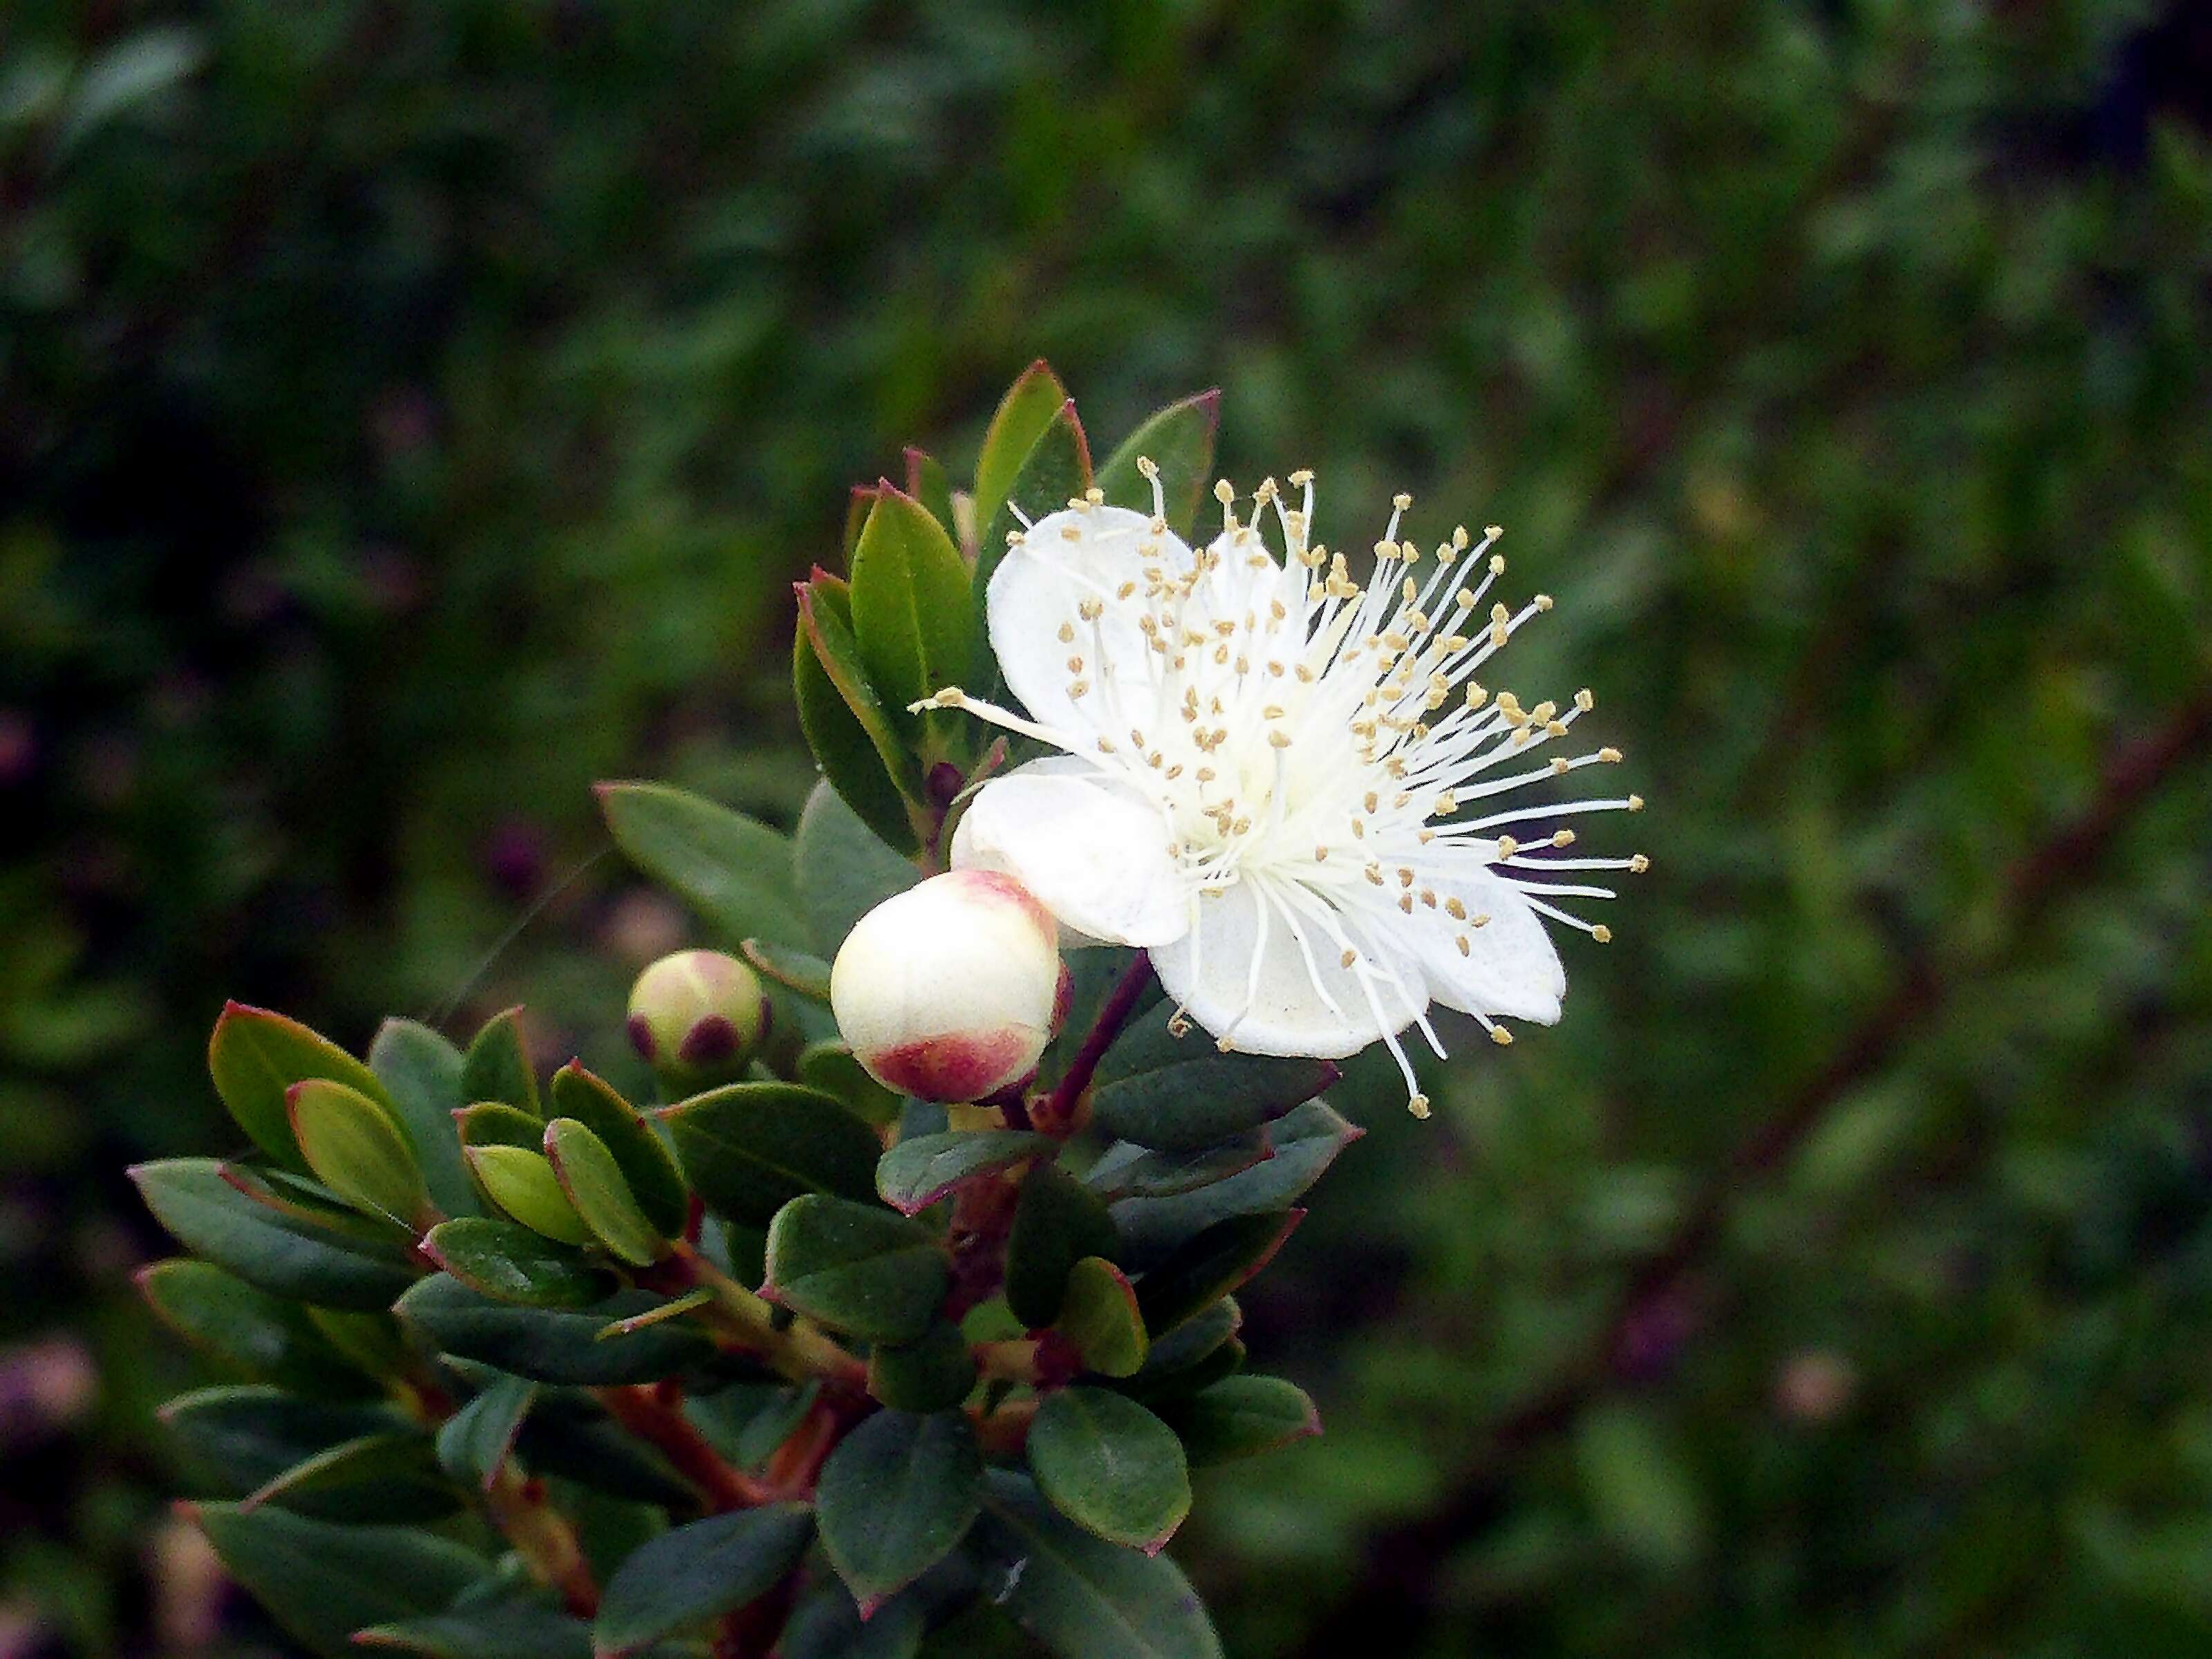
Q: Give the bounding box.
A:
[1038,952,1155,1133]
[598,1382,776,1512]
[1300,684,2212,1653]
[482,1465,601,1616]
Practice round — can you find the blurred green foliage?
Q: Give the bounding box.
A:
[4,0,2212,1653]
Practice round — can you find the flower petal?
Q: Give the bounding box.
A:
[986,505,1194,737]
[1404,861,1565,1024]
[1151,876,1425,1060]
[950,759,1191,948]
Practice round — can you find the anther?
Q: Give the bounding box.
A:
[1592,925,1613,944]
[1629,853,1651,873]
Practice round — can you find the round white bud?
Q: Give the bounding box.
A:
[830,870,1064,1103]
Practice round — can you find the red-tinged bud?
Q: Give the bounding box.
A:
[626,950,768,1093]
[830,870,1061,1103]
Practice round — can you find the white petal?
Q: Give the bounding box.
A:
[1405,862,1565,1024]
[1151,876,1425,1060]
[950,759,1191,948]
[986,505,1194,735]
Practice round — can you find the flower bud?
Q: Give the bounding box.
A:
[830,870,1063,1103]
[626,949,768,1092]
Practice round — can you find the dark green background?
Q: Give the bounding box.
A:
[6,1,2212,1653]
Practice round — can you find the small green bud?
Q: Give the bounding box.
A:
[626,949,768,1092]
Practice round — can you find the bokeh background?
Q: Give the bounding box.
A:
[7,1,2212,1653]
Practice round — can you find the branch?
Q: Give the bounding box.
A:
[482,1465,600,1616]
[1300,684,2212,1654]
[1037,952,1154,1134]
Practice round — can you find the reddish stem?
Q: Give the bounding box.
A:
[598,1384,775,1512]
[1038,952,1155,1134]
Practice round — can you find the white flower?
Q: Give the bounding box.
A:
[922,466,1644,1118]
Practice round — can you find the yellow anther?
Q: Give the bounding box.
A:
[1213,479,1235,504]
[1392,491,1413,511]
[1268,730,1291,749]
[1455,935,1470,956]
[1407,1094,1431,1120]
[1136,456,1159,479]
[1592,924,1613,944]
[1575,688,1595,712]
[1553,829,1575,847]
[1494,836,1519,859]
[1599,747,1623,764]
[1629,853,1651,873]
[1490,1026,1513,1046]
[1534,594,1554,611]
[1628,794,1645,812]
[1445,898,1468,920]
[1289,468,1314,486]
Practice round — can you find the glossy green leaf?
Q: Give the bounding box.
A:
[547,1063,688,1237]
[796,1040,902,1125]
[1095,389,1221,538]
[454,1102,543,1151]
[875,1129,1054,1215]
[460,1008,539,1118]
[466,1145,591,1246]
[368,1019,484,1220]
[1134,1211,1302,1337]
[792,776,921,959]
[192,1503,489,1659]
[131,1159,420,1311]
[421,1218,614,1309]
[796,573,924,855]
[973,360,1071,532]
[659,1079,881,1226]
[905,446,955,536]
[1006,1163,1118,1329]
[974,399,1091,705]
[1125,1299,1241,1398]
[780,1584,930,1659]
[358,1606,592,1659]
[208,1002,392,1173]
[597,780,803,947]
[867,1318,978,1412]
[1082,1134,1270,1201]
[395,1275,714,1385]
[288,1077,431,1230]
[1090,1012,1337,1151]
[741,937,834,1001]
[1157,1374,1320,1468]
[241,1430,460,1523]
[162,1385,402,1499]
[762,1194,948,1344]
[545,1117,663,1266]
[850,485,973,751]
[434,1374,536,1490]
[817,1409,983,1612]
[1111,1101,1362,1267]
[973,1470,1221,1659]
[1027,1386,1190,1550]
[593,1503,816,1657]
[516,1399,695,1508]
[138,1259,368,1394]
[1056,1257,1147,1379]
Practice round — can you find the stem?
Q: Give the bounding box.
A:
[1038,952,1155,1134]
[598,1382,776,1512]
[655,1241,868,1391]
[482,1465,600,1616]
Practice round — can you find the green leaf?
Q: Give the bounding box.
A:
[1134,1212,1302,1337]
[780,1584,930,1659]
[659,1080,881,1227]
[138,1259,368,1394]
[593,1504,816,1657]
[131,1159,420,1311]
[597,781,803,948]
[762,1195,948,1344]
[466,1145,592,1246]
[435,1375,537,1490]
[1110,1101,1362,1266]
[395,1275,715,1385]
[906,446,956,536]
[1095,390,1221,539]
[973,1470,1221,1659]
[162,1385,402,1498]
[796,574,924,855]
[454,1102,545,1151]
[358,1606,592,1659]
[867,1318,979,1412]
[192,1503,489,1659]
[974,400,1092,706]
[850,485,973,752]
[793,776,922,958]
[742,937,834,1001]
[973,361,1071,533]
[460,1008,540,1118]
[1157,1375,1320,1468]
[817,1409,984,1613]
[368,1019,485,1221]
[288,1078,432,1230]
[547,1063,690,1237]
[1125,1300,1241,1398]
[797,1040,903,1126]
[516,1405,695,1509]
[1006,1164,1118,1330]
[421,1218,615,1309]
[208,1002,393,1173]
[875,1129,1055,1215]
[1027,1387,1190,1550]
[242,1430,460,1524]
[1055,1257,1147,1379]
[545,1117,664,1266]
[1091,1012,1337,1151]
[1083,1135,1269,1201]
